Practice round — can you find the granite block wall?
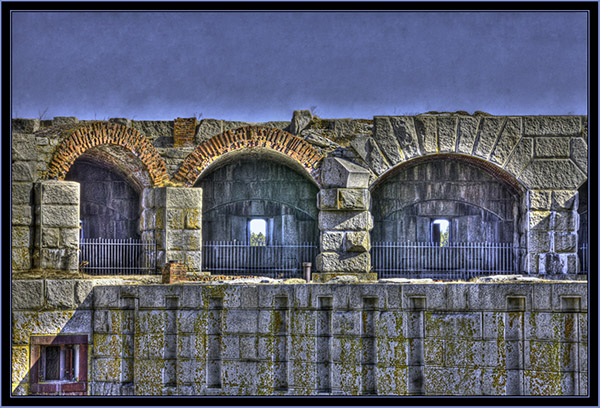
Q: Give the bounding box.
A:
[11,279,588,396]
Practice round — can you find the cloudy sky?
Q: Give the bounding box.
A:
[11,11,588,122]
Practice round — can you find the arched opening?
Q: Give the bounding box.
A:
[577,180,588,274]
[196,150,319,278]
[370,156,523,279]
[64,147,155,275]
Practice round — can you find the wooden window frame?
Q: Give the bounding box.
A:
[29,335,88,395]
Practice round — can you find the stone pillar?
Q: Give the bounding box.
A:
[142,187,203,273]
[315,158,376,282]
[33,180,80,272]
[524,190,579,275]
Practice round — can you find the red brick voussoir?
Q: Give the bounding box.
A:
[172,126,324,187]
[46,122,169,186]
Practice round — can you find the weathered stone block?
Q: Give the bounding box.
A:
[474,117,504,159]
[538,253,578,275]
[45,279,75,309]
[552,283,587,311]
[344,231,370,252]
[531,284,552,312]
[414,116,438,154]
[317,189,337,210]
[12,248,31,270]
[503,137,533,177]
[523,116,582,137]
[11,346,30,385]
[551,190,578,211]
[11,182,33,204]
[490,117,522,166]
[456,116,479,155]
[94,286,121,309]
[523,312,559,341]
[320,231,344,252]
[223,310,258,334]
[38,205,79,228]
[35,181,80,205]
[11,134,37,161]
[166,209,185,230]
[338,189,369,210]
[318,211,373,231]
[519,159,585,189]
[12,226,30,247]
[527,231,551,252]
[372,117,406,164]
[40,227,60,247]
[349,134,390,176]
[11,162,35,182]
[436,117,457,153]
[570,137,587,174]
[167,230,201,251]
[12,205,33,226]
[554,232,577,253]
[53,116,79,126]
[528,211,551,231]
[12,280,43,310]
[162,187,203,209]
[316,252,371,273]
[12,118,40,133]
[535,137,570,158]
[401,285,447,311]
[185,209,202,229]
[445,339,484,367]
[13,311,75,343]
[554,211,578,232]
[290,110,312,135]
[320,158,370,188]
[331,311,361,336]
[60,227,79,248]
[528,190,551,210]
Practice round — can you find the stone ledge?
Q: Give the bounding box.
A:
[312,272,378,283]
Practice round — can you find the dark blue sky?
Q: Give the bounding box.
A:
[11,11,588,121]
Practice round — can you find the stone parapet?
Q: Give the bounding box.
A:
[10,279,588,396]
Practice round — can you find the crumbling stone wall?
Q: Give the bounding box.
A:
[11,112,588,277]
[11,279,588,396]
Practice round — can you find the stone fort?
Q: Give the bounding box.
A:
[11,111,588,397]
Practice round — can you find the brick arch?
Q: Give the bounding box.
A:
[46,122,168,187]
[173,126,324,187]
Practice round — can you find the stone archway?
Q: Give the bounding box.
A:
[46,122,168,187]
[172,126,324,187]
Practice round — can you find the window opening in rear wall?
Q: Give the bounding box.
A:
[249,218,267,246]
[431,219,450,247]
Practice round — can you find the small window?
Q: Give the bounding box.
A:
[249,218,267,246]
[30,335,88,395]
[431,219,450,247]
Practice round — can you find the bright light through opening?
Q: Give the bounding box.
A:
[433,219,449,233]
[249,219,266,235]
[249,219,267,246]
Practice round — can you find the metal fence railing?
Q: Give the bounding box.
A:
[80,237,158,275]
[372,241,519,280]
[202,241,318,279]
[579,244,588,274]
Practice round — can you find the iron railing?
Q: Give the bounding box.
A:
[372,241,518,280]
[579,244,588,274]
[202,241,318,279]
[80,237,158,275]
